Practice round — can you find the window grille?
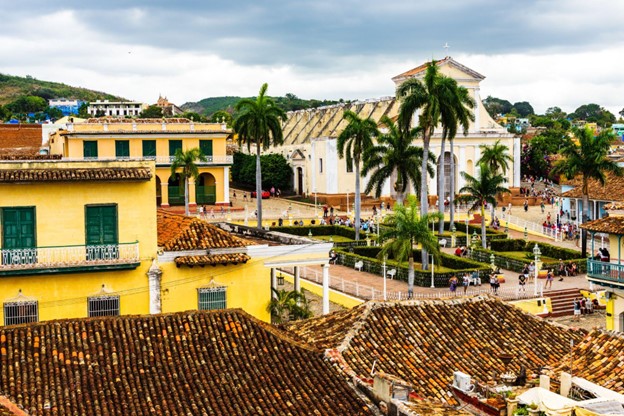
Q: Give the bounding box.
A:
[4,301,38,326]
[88,295,120,317]
[198,287,227,310]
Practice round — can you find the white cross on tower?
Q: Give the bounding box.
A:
[443,42,450,55]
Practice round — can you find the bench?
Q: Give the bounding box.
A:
[354,261,364,271]
[439,238,447,248]
[387,269,397,279]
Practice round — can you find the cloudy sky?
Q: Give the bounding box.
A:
[1,0,623,115]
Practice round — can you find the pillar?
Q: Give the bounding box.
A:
[322,263,330,314]
[223,166,230,204]
[560,372,572,397]
[271,268,277,299]
[294,266,301,293]
[513,137,521,187]
[160,182,170,207]
[188,176,197,209]
[147,258,163,314]
[458,145,466,190]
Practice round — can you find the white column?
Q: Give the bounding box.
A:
[147,259,163,314]
[513,137,521,187]
[271,268,277,298]
[294,266,301,293]
[458,145,466,189]
[310,140,316,196]
[474,145,481,177]
[223,166,230,203]
[472,87,481,133]
[322,263,330,314]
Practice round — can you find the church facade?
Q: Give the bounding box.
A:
[273,57,519,203]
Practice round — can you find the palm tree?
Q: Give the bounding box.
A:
[170,147,207,216]
[378,195,443,296]
[267,288,312,324]
[552,126,622,256]
[478,140,514,219]
[361,116,435,205]
[234,83,287,229]
[397,60,474,268]
[337,110,379,240]
[458,164,510,248]
[437,87,475,234]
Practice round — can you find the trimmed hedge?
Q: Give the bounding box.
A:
[272,225,359,239]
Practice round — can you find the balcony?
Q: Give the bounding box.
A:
[69,156,233,165]
[586,259,624,289]
[0,242,140,276]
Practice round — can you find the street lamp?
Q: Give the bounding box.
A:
[308,229,313,238]
[430,254,435,288]
[451,226,457,248]
[524,225,528,242]
[533,243,542,296]
[382,255,387,301]
[277,271,285,286]
[471,230,479,249]
[490,253,496,272]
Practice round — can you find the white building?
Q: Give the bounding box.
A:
[87,100,147,117]
[273,57,519,201]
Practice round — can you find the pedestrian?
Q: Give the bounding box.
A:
[449,275,458,295]
[330,206,334,217]
[243,192,248,202]
[232,190,237,201]
[508,202,512,215]
[462,273,470,294]
[528,261,535,283]
[573,298,581,321]
[519,273,527,292]
[523,199,529,212]
[270,186,275,197]
[276,188,281,198]
[540,201,545,213]
[323,205,328,218]
[198,205,204,219]
[545,269,554,290]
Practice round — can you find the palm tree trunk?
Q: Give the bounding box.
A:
[481,203,487,249]
[421,130,431,270]
[450,137,456,229]
[355,160,361,241]
[408,255,415,297]
[184,176,190,216]
[438,136,446,235]
[581,192,589,257]
[256,144,263,229]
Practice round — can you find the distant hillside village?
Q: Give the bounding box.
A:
[2,58,624,415]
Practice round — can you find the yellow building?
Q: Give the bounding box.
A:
[49,117,233,208]
[0,159,157,325]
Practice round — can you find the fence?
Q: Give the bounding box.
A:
[285,266,543,302]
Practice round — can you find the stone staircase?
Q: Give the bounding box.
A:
[546,288,582,317]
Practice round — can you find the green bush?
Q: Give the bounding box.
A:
[231,152,293,191]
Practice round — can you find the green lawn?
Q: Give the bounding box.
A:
[499,251,558,263]
[313,235,355,243]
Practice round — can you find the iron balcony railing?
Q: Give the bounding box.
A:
[0,242,140,271]
[72,155,233,164]
[586,259,624,286]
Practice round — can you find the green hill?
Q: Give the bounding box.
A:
[181,94,344,116]
[0,73,125,105]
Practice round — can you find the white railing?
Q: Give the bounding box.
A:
[290,266,543,302]
[0,242,140,271]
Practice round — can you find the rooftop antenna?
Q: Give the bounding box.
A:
[443,42,450,57]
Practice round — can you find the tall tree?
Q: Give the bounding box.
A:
[397,60,474,268]
[478,139,513,176]
[551,126,622,256]
[458,164,510,248]
[234,83,287,229]
[170,148,207,216]
[379,195,443,296]
[337,110,378,240]
[361,116,434,205]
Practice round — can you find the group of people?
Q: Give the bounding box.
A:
[572,296,597,321]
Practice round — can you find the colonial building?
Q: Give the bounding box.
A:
[49,117,233,207]
[274,57,519,202]
[155,94,184,116]
[87,100,146,117]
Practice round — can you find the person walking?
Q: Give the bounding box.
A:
[518,273,527,293]
[573,298,581,322]
[449,275,459,296]
[524,199,529,212]
[528,261,535,283]
[462,273,470,295]
[545,269,554,290]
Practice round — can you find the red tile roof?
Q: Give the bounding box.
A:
[157,211,251,250]
[0,124,42,156]
[287,297,586,404]
[580,216,624,235]
[0,167,152,183]
[550,330,624,393]
[0,310,375,416]
[174,253,251,266]
[561,173,624,201]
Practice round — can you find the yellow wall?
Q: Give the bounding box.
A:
[0,160,157,324]
[159,259,272,322]
[283,273,364,309]
[509,297,552,316]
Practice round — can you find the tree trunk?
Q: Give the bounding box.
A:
[184,176,190,216]
[449,137,456,229]
[420,130,431,270]
[481,203,487,249]
[581,192,589,257]
[354,160,361,241]
[408,255,415,298]
[256,144,263,229]
[438,136,446,235]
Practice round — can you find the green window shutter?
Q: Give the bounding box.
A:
[142,140,156,157]
[198,287,227,310]
[115,140,130,158]
[2,207,36,249]
[83,141,98,158]
[85,205,118,245]
[199,140,213,157]
[169,140,182,156]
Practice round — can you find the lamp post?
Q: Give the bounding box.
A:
[490,253,496,272]
[430,254,435,288]
[524,225,528,242]
[505,221,509,238]
[533,243,541,296]
[451,226,457,248]
[471,230,478,249]
[382,255,387,301]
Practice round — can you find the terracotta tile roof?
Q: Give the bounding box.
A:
[604,202,624,210]
[287,297,586,404]
[0,154,60,161]
[580,216,624,235]
[0,124,42,156]
[157,211,251,250]
[550,330,624,393]
[561,174,624,201]
[0,167,152,183]
[0,310,375,416]
[174,253,251,266]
